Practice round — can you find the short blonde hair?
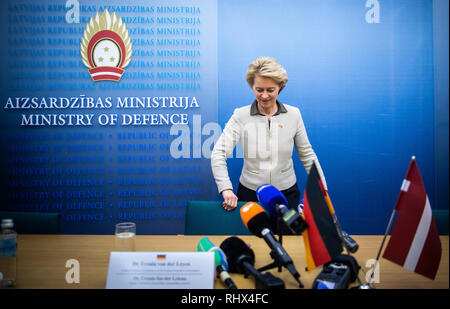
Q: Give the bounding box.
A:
[246,57,288,92]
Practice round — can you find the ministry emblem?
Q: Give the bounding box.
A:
[80,9,132,82]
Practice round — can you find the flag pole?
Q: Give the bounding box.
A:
[320,174,364,285]
[331,212,363,285]
[368,155,415,286]
[367,208,397,286]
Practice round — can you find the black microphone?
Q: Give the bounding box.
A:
[240,202,304,288]
[220,236,285,289]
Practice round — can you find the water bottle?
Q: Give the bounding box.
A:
[0,219,17,288]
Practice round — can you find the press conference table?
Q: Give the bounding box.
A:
[15,235,449,289]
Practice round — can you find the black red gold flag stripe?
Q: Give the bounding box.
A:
[302,163,343,271]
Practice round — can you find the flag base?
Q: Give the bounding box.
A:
[351,284,375,289]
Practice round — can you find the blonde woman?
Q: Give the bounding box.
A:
[211,56,327,215]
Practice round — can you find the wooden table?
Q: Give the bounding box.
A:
[15,235,449,289]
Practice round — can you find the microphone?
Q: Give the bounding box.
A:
[256,184,308,235]
[197,237,237,289]
[240,202,304,288]
[220,236,285,289]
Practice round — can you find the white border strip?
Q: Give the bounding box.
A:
[90,71,122,77]
[401,179,411,192]
[403,196,432,271]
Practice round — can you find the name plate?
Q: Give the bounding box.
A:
[106,251,215,289]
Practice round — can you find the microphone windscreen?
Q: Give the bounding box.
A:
[240,202,265,228]
[197,237,228,270]
[220,236,255,273]
[246,212,271,236]
[256,184,289,216]
[240,202,271,236]
[197,237,215,252]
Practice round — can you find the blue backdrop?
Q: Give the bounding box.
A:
[218,0,442,234]
[0,0,447,235]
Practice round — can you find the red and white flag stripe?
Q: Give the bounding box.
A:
[383,158,441,280]
[403,196,433,272]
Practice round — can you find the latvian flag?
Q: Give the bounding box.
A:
[302,162,343,271]
[383,158,442,279]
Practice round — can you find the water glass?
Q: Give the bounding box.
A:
[114,222,136,251]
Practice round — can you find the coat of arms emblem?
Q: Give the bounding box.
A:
[80,9,132,82]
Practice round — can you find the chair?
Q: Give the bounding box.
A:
[432,209,449,235]
[0,211,61,234]
[184,201,252,235]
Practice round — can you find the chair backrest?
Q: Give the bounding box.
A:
[0,211,61,234]
[184,201,252,235]
[432,209,449,235]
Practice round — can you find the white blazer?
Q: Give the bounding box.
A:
[211,101,327,193]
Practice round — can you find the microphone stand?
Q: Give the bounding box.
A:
[257,216,284,273]
[240,259,285,289]
[255,217,304,288]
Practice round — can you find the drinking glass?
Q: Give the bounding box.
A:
[114,222,136,251]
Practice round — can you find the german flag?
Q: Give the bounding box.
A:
[302,163,343,271]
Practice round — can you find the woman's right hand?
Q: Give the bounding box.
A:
[221,189,238,211]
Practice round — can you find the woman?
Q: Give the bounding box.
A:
[211,56,327,212]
